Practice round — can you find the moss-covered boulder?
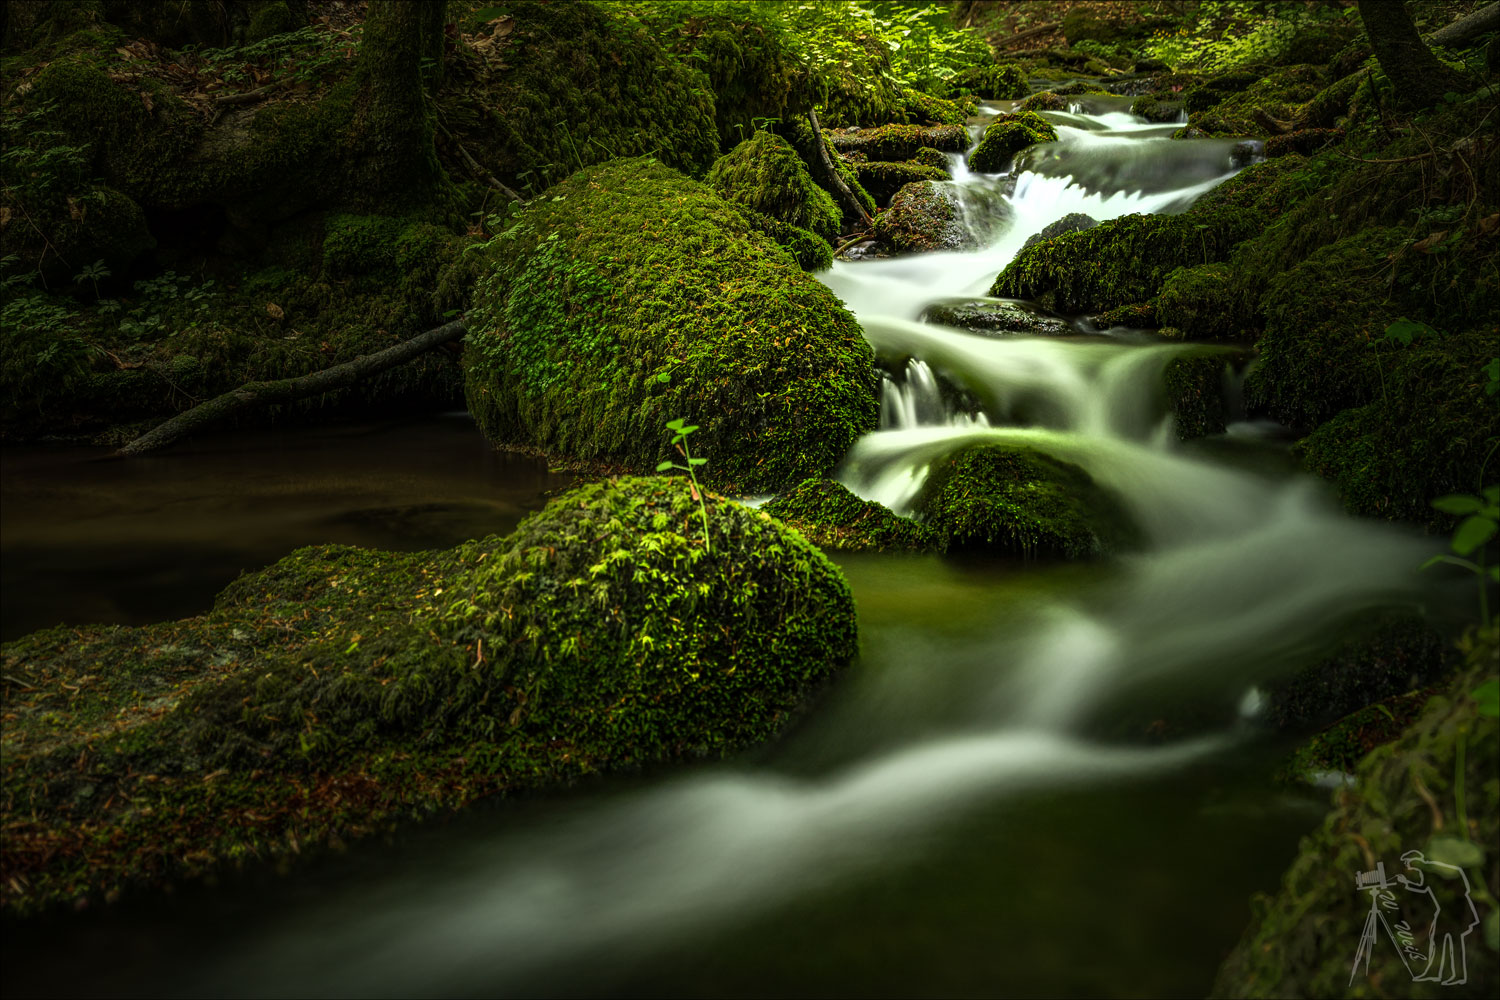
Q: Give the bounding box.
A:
[449,0,720,188]
[0,475,858,914]
[1020,212,1099,251]
[1151,262,1256,342]
[1163,353,1232,440]
[828,123,968,161]
[707,130,841,242]
[1019,91,1069,113]
[941,63,1030,101]
[853,159,952,206]
[920,298,1072,337]
[0,183,156,285]
[968,112,1058,173]
[990,202,1261,314]
[1213,626,1498,999]
[901,88,971,126]
[462,157,879,494]
[1130,94,1185,122]
[784,116,878,228]
[870,181,972,255]
[913,444,1129,557]
[764,479,941,552]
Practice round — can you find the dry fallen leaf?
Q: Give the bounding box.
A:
[1411,230,1447,253]
[139,90,154,112]
[266,303,285,320]
[1478,213,1500,237]
[0,206,12,228]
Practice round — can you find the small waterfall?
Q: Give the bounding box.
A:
[879,358,990,431]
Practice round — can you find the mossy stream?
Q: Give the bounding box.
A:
[0,102,1486,996]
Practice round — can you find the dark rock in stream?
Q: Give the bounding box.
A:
[920,298,1073,337]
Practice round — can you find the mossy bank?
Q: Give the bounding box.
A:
[0,475,859,915]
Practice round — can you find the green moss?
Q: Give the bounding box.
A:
[940,63,1029,101]
[871,180,969,255]
[736,209,834,272]
[1129,94,1184,122]
[1163,353,1231,441]
[1020,212,1098,251]
[991,203,1261,314]
[1152,263,1256,342]
[0,183,155,285]
[245,1,299,44]
[0,476,858,914]
[783,116,877,228]
[968,111,1058,173]
[1213,626,1498,999]
[442,1,719,190]
[913,444,1130,558]
[827,123,968,162]
[900,88,969,127]
[853,159,951,206]
[1018,91,1068,112]
[911,146,950,171]
[462,158,878,494]
[706,130,841,242]
[763,479,941,552]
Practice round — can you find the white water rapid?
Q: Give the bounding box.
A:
[162,103,1447,999]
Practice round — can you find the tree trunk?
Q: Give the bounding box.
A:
[353,0,444,203]
[807,111,874,229]
[115,320,467,457]
[1358,0,1468,110]
[419,0,447,88]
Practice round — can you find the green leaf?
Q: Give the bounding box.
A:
[678,424,699,435]
[656,372,671,382]
[655,461,675,472]
[1425,834,1485,870]
[1485,910,1499,953]
[1451,515,1497,556]
[1483,485,1498,504]
[688,457,707,465]
[1382,317,1434,347]
[1433,494,1484,515]
[1472,678,1500,718]
[1421,554,1479,572]
[665,418,685,432]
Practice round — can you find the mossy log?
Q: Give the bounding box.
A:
[115,319,467,456]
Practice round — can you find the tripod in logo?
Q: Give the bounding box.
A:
[1349,851,1480,988]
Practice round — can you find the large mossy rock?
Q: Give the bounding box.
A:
[919,298,1072,337]
[0,476,858,914]
[870,180,972,254]
[913,444,1129,557]
[968,111,1058,173]
[706,130,841,242]
[990,202,1260,314]
[462,158,879,494]
[764,479,941,552]
[828,123,968,161]
[853,158,952,206]
[940,63,1030,100]
[1213,627,1498,999]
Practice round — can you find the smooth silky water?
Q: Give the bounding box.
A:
[0,105,1462,998]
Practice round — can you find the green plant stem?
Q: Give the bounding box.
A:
[682,437,711,554]
[1454,724,1469,840]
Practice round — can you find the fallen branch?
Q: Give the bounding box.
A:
[807,110,874,229]
[115,318,468,457]
[437,121,528,204]
[212,80,289,106]
[833,231,872,258]
[994,21,1063,51]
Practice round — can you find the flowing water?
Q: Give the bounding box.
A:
[0,104,1460,998]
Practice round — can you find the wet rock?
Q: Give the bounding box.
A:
[1129,94,1184,122]
[968,111,1059,173]
[828,123,968,161]
[853,159,951,206]
[913,444,1131,557]
[1230,140,1263,167]
[870,181,972,254]
[1132,56,1170,73]
[920,298,1072,337]
[764,479,941,552]
[1018,91,1068,112]
[1021,212,1099,250]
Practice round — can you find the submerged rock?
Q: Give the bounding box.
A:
[462,157,879,495]
[920,298,1073,337]
[0,476,859,915]
[967,112,1059,173]
[913,444,1130,557]
[764,479,941,552]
